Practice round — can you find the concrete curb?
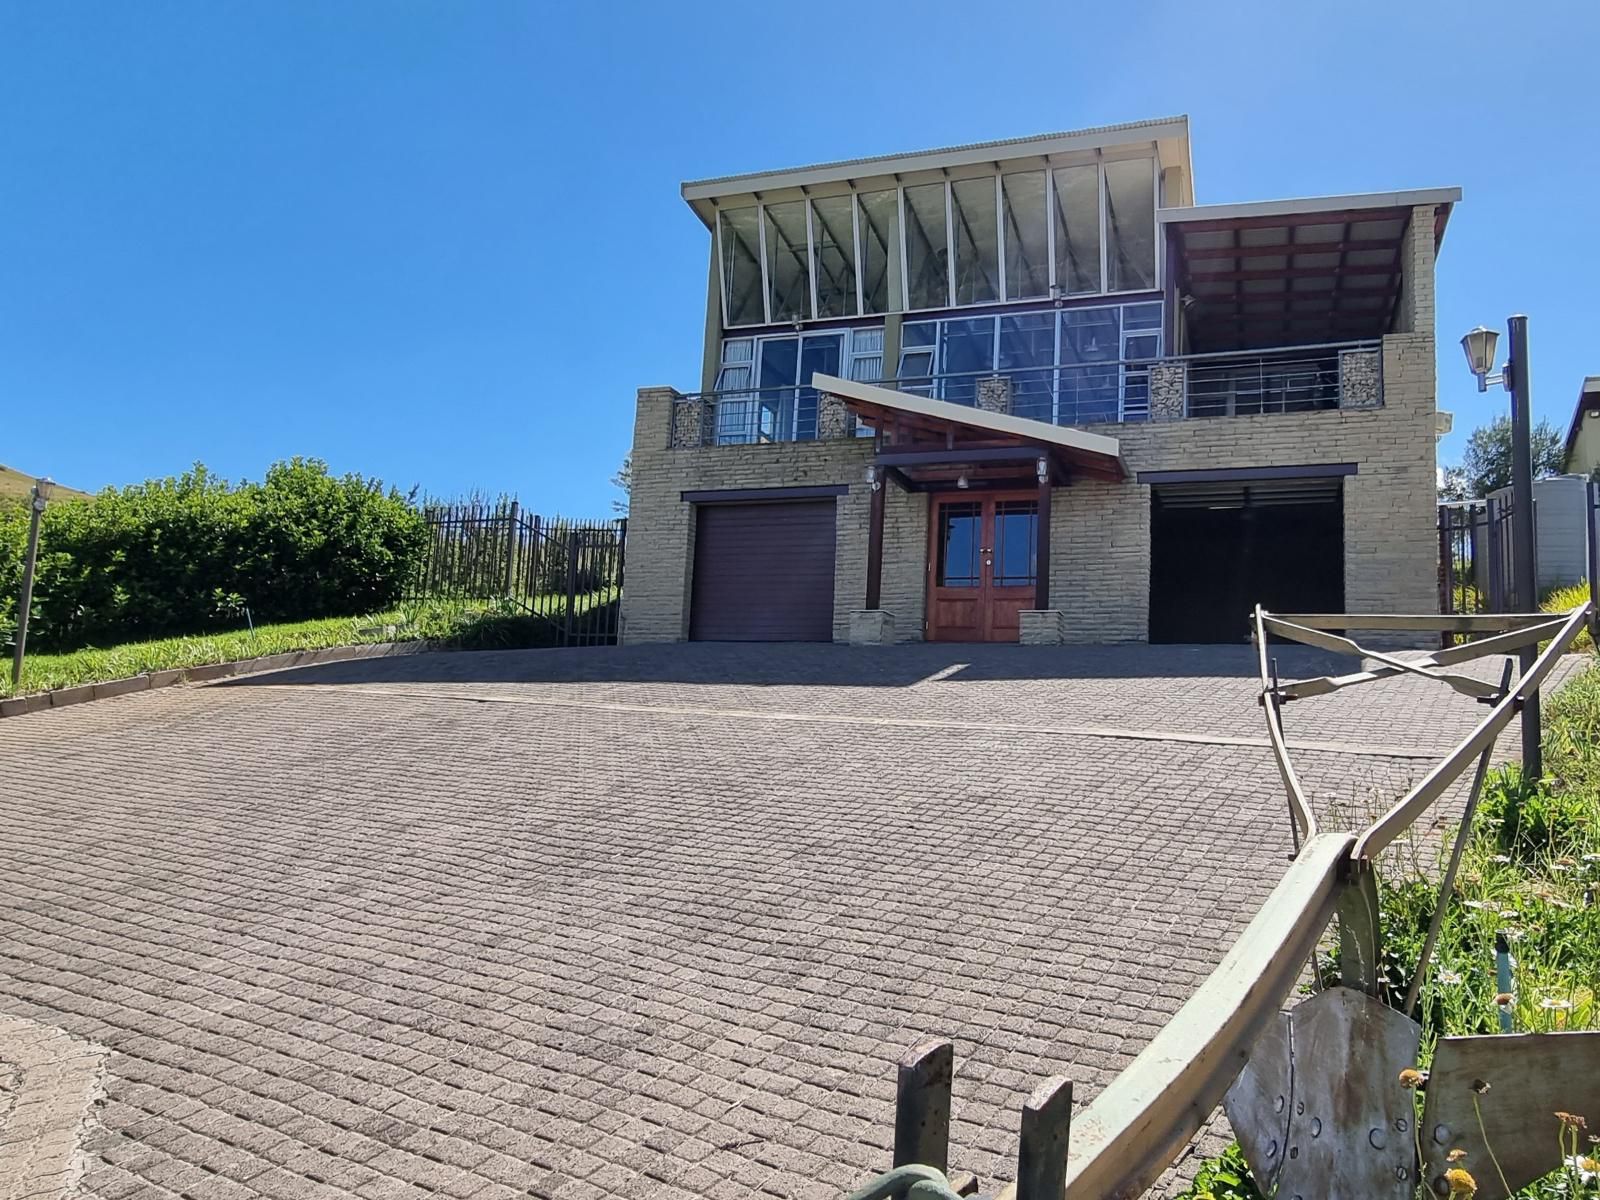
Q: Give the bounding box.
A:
[0,640,441,720]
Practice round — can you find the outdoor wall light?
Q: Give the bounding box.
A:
[956,473,970,490]
[32,477,55,508]
[864,464,880,492]
[1460,326,1505,392]
[1035,457,1049,483]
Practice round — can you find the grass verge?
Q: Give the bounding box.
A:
[1177,654,1600,1199]
[0,596,610,697]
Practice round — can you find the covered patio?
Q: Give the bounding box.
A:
[814,374,1125,642]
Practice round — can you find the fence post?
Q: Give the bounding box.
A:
[1587,480,1598,643]
[505,500,520,598]
[564,529,580,642]
[893,1040,953,1174]
[1015,1077,1073,1200]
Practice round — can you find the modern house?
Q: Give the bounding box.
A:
[622,116,1456,645]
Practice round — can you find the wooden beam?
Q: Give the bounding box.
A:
[1036,467,1052,610]
[1182,238,1401,260]
[894,1040,953,1173]
[866,474,886,610]
[1187,264,1396,284]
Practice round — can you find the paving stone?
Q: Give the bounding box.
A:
[0,644,1581,1200]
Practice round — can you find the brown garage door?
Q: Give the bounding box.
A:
[690,500,837,641]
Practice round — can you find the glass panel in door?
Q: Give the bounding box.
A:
[757,338,798,441]
[937,502,983,587]
[991,501,1038,587]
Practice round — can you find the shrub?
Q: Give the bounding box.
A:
[0,459,426,652]
[1543,582,1595,652]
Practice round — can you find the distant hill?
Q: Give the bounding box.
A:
[0,464,90,503]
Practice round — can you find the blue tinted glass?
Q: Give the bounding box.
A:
[999,313,1056,423]
[940,317,995,406]
[937,504,982,587]
[1060,306,1120,364]
[1123,302,1163,331]
[993,502,1037,587]
[902,321,936,347]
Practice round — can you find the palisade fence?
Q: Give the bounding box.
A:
[1438,496,1523,617]
[409,498,626,647]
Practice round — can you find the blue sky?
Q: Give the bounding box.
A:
[2,1,1595,513]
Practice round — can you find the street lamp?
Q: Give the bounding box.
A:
[10,476,55,691]
[1459,316,1541,777]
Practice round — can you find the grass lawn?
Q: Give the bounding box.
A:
[1,596,611,697]
[0,463,90,502]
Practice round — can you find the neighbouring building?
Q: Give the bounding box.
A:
[622,115,1457,645]
[1563,375,1600,477]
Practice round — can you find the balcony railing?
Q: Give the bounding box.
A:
[667,340,1384,448]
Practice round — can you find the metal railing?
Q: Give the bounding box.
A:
[1183,340,1380,418]
[668,341,1384,447]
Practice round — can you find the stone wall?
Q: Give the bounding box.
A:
[621,394,927,643]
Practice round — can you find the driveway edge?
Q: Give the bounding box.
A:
[0,641,440,720]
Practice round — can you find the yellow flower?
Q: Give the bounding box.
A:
[1399,1067,1426,1089]
[1445,1166,1477,1195]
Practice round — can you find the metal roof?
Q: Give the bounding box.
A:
[681,116,1190,202]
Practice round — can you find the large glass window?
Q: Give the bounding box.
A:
[719,207,765,326]
[1002,171,1049,301]
[764,201,811,322]
[811,196,856,319]
[998,312,1056,422]
[857,190,899,314]
[1052,165,1101,296]
[1104,158,1156,292]
[951,177,999,306]
[939,316,995,405]
[904,183,949,310]
[1059,306,1122,424]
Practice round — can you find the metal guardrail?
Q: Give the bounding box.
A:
[846,601,1596,1200]
[669,341,1383,447]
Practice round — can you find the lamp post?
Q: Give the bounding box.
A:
[1460,318,1541,778]
[10,476,55,691]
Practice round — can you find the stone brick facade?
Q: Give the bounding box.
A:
[621,206,1441,647]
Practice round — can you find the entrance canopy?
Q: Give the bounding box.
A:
[812,373,1126,486]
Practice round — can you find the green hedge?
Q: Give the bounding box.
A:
[0,459,426,651]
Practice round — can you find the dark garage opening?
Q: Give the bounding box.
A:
[690,500,838,641]
[1149,478,1344,644]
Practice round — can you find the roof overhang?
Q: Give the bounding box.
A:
[681,117,1193,228]
[1564,375,1600,464]
[813,374,1126,483]
[1161,187,1461,353]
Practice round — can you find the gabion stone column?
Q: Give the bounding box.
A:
[977,375,1012,415]
[1150,362,1187,422]
[670,394,714,447]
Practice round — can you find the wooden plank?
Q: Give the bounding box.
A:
[1262,616,1503,701]
[1268,612,1555,632]
[1352,604,1592,859]
[894,1040,953,1174]
[1008,1077,1073,1200]
[1060,833,1353,1200]
[1254,607,1316,846]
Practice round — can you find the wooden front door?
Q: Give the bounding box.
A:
[926,493,1040,642]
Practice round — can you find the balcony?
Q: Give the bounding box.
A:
[667,340,1384,448]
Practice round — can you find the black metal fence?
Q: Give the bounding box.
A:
[411,499,626,647]
[1438,497,1525,617]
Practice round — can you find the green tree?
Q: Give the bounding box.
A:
[1443,415,1565,499]
[610,452,631,515]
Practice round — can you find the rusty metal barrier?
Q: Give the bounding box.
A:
[851,602,1596,1200]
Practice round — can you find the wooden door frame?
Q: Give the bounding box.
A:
[925,489,1040,642]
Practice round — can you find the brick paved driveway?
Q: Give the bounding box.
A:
[0,644,1579,1200]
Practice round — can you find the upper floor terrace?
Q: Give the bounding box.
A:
[666,117,1457,449]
